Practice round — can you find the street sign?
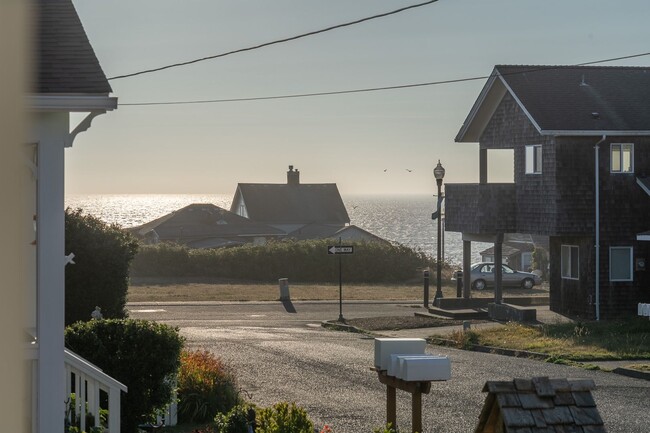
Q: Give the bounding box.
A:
[328,245,354,255]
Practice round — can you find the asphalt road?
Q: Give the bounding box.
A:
[128,301,650,433]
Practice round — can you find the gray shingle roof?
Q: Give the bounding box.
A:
[475,377,605,433]
[497,65,650,133]
[233,184,350,225]
[36,0,112,94]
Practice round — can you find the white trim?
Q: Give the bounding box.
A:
[637,178,650,197]
[609,246,634,281]
[561,244,579,280]
[610,143,634,174]
[637,233,650,241]
[28,94,117,111]
[64,349,127,392]
[525,144,543,174]
[455,73,502,142]
[541,130,650,136]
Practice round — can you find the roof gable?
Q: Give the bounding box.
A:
[232,183,350,225]
[457,65,650,142]
[36,0,112,94]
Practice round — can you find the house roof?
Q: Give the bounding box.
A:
[457,65,650,142]
[233,183,350,225]
[286,223,389,243]
[475,377,604,433]
[36,0,112,94]
[130,203,285,241]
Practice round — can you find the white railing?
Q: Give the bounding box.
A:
[156,396,178,427]
[65,349,127,433]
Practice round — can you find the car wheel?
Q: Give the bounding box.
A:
[473,279,487,290]
[522,278,534,289]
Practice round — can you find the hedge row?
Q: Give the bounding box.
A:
[130,239,436,283]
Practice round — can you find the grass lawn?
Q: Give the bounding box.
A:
[446,319,650,361]
[128,277,548,302]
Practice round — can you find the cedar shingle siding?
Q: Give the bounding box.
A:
[447,65,650,319]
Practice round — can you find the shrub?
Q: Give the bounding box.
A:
[65,319,184,433]
[65,208,139,325]
[214,403,257,433]
[131,239,438,283]
[178,350,241,423]
[255,402,313,433]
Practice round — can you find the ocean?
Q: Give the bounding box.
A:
[64,194,490,265]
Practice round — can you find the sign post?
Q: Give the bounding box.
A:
[327,240,354,322]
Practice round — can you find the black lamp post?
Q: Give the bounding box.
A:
[433,160,445,300]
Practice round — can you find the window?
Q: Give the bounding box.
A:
[561,245,579,279]
[610,247,633,281]
[611,143,633,173]
[525,145,542,174]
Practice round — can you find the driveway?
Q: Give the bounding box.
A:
[129,301,650,433]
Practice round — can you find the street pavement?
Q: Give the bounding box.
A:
[128,301,650,433]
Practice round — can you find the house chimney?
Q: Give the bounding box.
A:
[287,165,300,185]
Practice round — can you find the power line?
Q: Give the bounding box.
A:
[118,51,650,107]
[107,0,440,81]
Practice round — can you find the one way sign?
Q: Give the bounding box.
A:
[328,245,354,255]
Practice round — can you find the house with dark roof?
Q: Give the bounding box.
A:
[130,203,285,248]
[28,1,124,432]
[446,65,650,319]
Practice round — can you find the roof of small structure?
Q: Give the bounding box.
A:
[130,203,284,241]
[457,65,650,141]
[233,183,350,225]
[286,223,389,243]
[475,377,604,433]
[36,0,112,94]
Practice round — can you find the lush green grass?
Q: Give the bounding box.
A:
[444,319,650,361]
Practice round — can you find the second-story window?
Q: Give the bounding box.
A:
[525,145,542,174]
[611,143,634,173]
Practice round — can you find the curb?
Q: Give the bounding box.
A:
[321,320,368,334]
[427,337,550,360]
[612,367,650,381]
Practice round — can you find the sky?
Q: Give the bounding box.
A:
[66,0,650,196]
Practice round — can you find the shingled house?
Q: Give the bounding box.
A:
[130,203,285,248]
[446,65,650,319]
[29,1,125,432]
[475,377,605,433]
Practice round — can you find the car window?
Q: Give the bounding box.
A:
[481,265,494,273]
[502,265,515,274]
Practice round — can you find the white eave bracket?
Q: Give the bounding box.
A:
[65,111,104,148]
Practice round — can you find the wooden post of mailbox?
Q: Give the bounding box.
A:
[372,368,431,433]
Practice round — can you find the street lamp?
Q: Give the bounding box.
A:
[433,160,445,301]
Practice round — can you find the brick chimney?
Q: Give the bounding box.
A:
[287,165,300,185]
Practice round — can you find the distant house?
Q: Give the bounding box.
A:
[287,223,391,244]
[130,203,284,248]
[446,65,650,319]
[479,234,547,271]
[231,166,350,234]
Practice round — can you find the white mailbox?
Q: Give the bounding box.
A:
[388,354,433,377]
[374,338,426,371]
[399,355,451,381]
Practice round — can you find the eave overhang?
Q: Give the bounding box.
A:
[27,94,117,112]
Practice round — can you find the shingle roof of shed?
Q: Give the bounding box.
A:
[234,184,350,225]
[475,377,605,433]
[497,65,650,133]
[36,0,112,94]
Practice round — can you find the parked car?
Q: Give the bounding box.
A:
[453,262,542,290]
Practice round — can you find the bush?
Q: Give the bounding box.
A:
[65,319,184,433]
[131,239,437,283]
[178,350,241,423]
[214,403,257,433]
[256,402,313,433]
[65,208,139,325]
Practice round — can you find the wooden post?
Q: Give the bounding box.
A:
[387,385,396,428]
[412,391,422,433]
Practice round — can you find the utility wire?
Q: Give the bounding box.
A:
[118,51,650,106]
[107,0,440,81]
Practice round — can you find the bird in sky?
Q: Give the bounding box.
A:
[383,169,388,172]
[405,169,414,172]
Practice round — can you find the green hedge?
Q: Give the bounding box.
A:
[130,239,435,283]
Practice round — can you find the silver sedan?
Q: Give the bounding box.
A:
[455,262,542,290]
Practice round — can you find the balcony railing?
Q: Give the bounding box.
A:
[65,349,127,433]
[445,183,517,234]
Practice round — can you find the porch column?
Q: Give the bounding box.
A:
[463,240,472,299]
[494,232,504,304]
[36,124,67,433]
[479,148,488,185]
